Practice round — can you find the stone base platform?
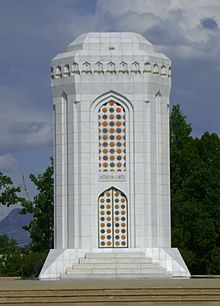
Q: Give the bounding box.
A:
[39,248,190,279]
[61,251,172,279]
[0,278,220,305]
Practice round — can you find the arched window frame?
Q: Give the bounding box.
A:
[71,62,79,74]
[119,61,128,73]
[82,61,92,73]
[94,62,104,73]
[63,64,70,77]
[106,62,116,73]
[98,100,126,173]
[55,65,62,78]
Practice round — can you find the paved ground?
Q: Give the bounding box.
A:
[0,277,220,290]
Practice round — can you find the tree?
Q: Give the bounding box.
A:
[0,172,21,206]
[0,234,18,254]
[0,234,22,277]
[21,158,54,252]
[170,105,220,274]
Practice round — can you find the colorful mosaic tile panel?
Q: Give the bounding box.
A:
[98,101,126,172]
[98,187,128,248]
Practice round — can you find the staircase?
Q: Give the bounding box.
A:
[61,251,172,279]
[1,278,220,305]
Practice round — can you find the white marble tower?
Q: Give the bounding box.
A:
[39,32,190,279]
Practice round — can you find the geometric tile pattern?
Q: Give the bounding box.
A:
[98,100,126,172]
[98,187,128,248]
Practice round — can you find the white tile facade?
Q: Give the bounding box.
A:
[39,32,190,279]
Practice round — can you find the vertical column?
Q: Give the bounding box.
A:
[166,102,171,246]
[66,96,81,249]
[73,101,81,248]
[155,93,162,246]
[67,96,74,248]
[53,103,57,248]
[61,94,68,248]
[159,98,171,247]
[144,100,152,247]
[54,94,68,249]
[150,95,159,247]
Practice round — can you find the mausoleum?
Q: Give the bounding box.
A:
[39,32,190,279]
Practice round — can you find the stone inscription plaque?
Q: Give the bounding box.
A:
[99,173,126,182]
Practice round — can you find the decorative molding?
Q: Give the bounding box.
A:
[51,62,171,79]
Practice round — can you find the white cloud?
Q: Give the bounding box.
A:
[0,86,52,153]
[95,0,220,60]
[0,154,17,172]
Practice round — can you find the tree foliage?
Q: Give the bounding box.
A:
[21,158,54,252]
[0,234,18,254]
[0,160,53,276]
[170,105,220,275]
[0,172,21,206]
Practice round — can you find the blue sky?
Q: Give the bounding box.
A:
[0,0,220,201]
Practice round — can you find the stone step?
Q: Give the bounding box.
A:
[2,284,219,305]
[79,257,152,264]
[85,252,146,259]
[72,262,161,269]
[61,273,172,279]
[66,268,167,274]
[64,252,170,279]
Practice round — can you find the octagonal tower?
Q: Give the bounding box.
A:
[39,32,190,279]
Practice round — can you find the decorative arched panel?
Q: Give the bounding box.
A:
[98,100,126,172]
[98,187,128,248]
